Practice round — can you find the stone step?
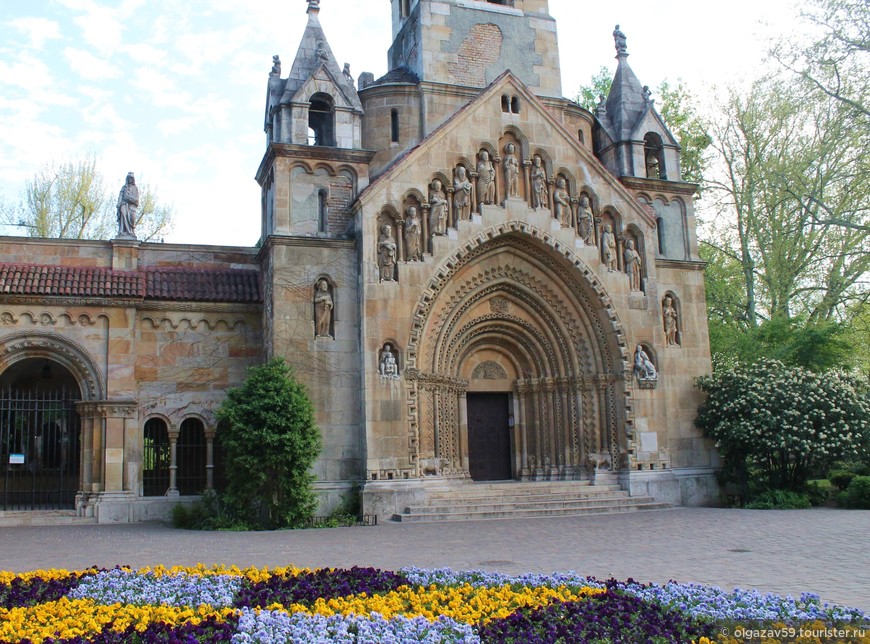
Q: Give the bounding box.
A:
[425,491,630,506]
[393,501,672,523]
[405,494,653,515]
[0,510,97,527]
[427,486,623,501]
[428,482,619,495]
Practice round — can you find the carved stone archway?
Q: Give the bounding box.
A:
[406,225,631,479]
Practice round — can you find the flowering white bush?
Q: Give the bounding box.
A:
[696,359,870,491]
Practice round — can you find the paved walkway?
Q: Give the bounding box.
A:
[0,507,867,611]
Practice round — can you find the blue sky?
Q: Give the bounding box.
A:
[0,0,799,246]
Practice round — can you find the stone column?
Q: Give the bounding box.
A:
[458,389,469,475]
[522,160,532,207]
[395,220,406,263]
[547,179,556,215]
[570,198,579,231]
[205,429,215,490]
[446,188,455,230]
[515,381,530,479]
[421,204,430,254]
[168,427,179,496]
[616,235,625,272]
[492,155,502,207]
[469,172,479,215]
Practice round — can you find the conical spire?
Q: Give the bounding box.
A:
[604,25,647,140]
[280,0,360,108]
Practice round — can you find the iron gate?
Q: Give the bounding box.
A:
[0,388,81,511]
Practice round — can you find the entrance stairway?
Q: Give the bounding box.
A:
[392,480,671,522]
[0,510,96,527]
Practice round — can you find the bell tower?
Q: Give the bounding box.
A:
[387,0,561,98]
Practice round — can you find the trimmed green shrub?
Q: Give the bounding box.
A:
[838,476,870,509]
[829,469,857,491]
[745,489,811,510]
[804,481,832,507]
[216,358,322,529]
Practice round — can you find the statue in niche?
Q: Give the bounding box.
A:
[624,239,642,291]
[379,344,400,379]
[503,143,520,198]
[428,179,448,236]
[553,177,571,227]
[116,172,138,239]
[577,195,594,245]
[600,223,616,271]
[377,223,397,282]
[404,206,422,261]
[663,296,679,345]
[453,166,472,221]
[530,155,548,209]
[613,24,628,55]
[634,345,657,380]
[270,55,281,76]
[476,150,496,208]
[314,279,334,339]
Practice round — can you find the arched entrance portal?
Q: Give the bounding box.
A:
[408,228,630,481]
[0,358,82,510]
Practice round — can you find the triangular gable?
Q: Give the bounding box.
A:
[290,63,362,112]
[629,105,680,148]
[358,71,655,226]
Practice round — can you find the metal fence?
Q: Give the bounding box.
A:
[0,388,80,511]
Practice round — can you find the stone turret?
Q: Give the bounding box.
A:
[594,25,682,182]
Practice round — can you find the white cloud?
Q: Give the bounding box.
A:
[8,17,61,50]
[64,47,120,81]
[125,43,168,67]
[157,117,197,136]
[134,68,194,111]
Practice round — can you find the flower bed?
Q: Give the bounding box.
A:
[0,565,866,643]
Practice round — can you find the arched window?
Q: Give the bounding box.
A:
[510,96,520,114]
[143,418,169,497]
[400,0,411,18]
[308,93,335,147]
[577,129,585,145]
[318,189,329,233]
[390,109,400,143]
[177,418,206,496]
[643,132,666,179]
[501,95,509,113]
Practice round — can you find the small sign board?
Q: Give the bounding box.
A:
[8,454,25,465]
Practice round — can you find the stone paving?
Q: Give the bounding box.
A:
[0,507,866,611]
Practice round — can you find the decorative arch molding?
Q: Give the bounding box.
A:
[404,224,633,479]
[0,331,105,400]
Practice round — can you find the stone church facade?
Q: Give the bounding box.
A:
[0,0,718,523]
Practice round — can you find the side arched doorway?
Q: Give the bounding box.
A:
[0,358,82,510]
[408,229,630,481]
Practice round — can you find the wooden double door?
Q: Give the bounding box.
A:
[467,393,512,481]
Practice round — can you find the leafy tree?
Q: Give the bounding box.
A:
[215,358,321,529]
[2,155,173,242]
[696,359,870,496]
[575,72,711,185]
[704,75,869,327]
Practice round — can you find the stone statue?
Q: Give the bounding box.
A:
[577,195,594,245]
[613,24,627,56]
[624,239,642,291]
[314,279,333,338]
[553,177,570,227]
[663,296,679,345]
[342,62,354,87]
[379,344,399,379]
[595,94,607,119]
[503,143,520,198]
[315,41,328,62]
[116,172,138,239]
[453,166,472,221]
[642,85,652,105]
[428,179,448,236]
[405,206,422,261]
[476,150,496,208]
[634,345,657,380]
[377,224,397,282]
[270,55,281,76]
[600,224,616,270]
[530,155,548,209]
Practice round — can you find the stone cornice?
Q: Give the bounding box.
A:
[256,235,356,262]
[654,258,707,271]
[256,144,376,183]
[619,175,699,197]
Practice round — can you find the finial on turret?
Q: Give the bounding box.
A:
[307,0,320,14]
[613,24,628,56]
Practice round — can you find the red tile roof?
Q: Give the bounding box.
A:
[0,263,261,304]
